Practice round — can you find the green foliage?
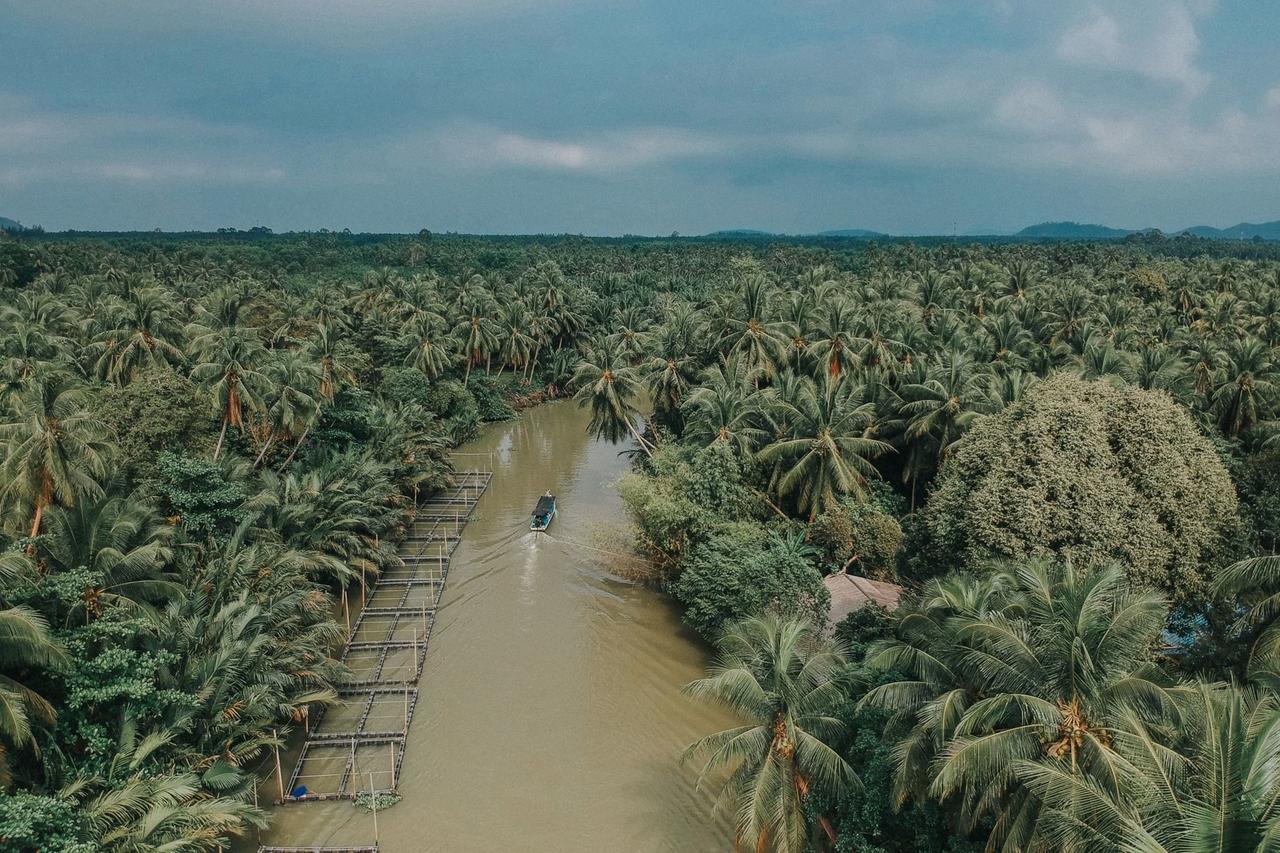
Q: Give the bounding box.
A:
[93,367,212,484]
[924,375,1239,602]
[467,374,517,421]
[1236,448,1280,553]
[0,791,93,852]
[811,499,904,579]
[0,243,39,289]
[421,378,482,444]
[145,452,246,541]
[673,524,829,640]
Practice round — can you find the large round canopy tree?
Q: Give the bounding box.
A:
[923,374,1238,602]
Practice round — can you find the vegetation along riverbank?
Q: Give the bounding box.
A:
[3,229,1280,851]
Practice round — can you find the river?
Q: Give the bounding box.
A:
[253,400,735,852]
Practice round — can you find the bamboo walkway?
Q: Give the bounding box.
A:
[259,470,491,851]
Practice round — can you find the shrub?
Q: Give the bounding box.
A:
[673,525,828,640]
[144,453,247,542]
[467,374,517,421]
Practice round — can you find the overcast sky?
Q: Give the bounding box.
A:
[2,0,1277,234]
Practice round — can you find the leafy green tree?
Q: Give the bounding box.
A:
[672,525,829,640]
[924,374,1239,602]
[145,453,247,542]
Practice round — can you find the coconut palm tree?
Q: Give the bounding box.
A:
[861,561,1180,852]
[1211,336,1278,436]
[756,376,890,521]
[34,490,180,619]
[188,325,268,460]
[0,554,67,786]
[402,309,450,379]
[888,350,989,501]
[0,375,111,541]
[572,343,653,456]
[683,614,858,853]
[1020,680,1280,852]
[452,305,499,385]
[810,298,860,379]
[90,286,186,385]
[720,276,788,380]
[261,349,323,468]
[62,725,266,850]
[307,321,359,403]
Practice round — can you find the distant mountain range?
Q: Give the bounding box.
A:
[1014,220,1280,240]
[3,215,1278,241]
[704,220,1280,241]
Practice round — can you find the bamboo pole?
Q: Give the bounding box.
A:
[403,688,409,734]
[343,587,350,636]
[389,741,396,787]
[370,772,379,842]
[360,566,366,608]
[272,729,284,801]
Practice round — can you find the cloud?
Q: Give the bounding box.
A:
[1265,85,1280,112]
[1,0,606,41]
[1057,2,1210,94]
[0,94,286,186]
[411,123,727,174]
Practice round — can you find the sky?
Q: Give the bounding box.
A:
[1,0,1278,235]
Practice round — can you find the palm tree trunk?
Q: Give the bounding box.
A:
[279,425,311,470]
[253,433,276,467]
[626,419,654,458]
[213,414,229,461]
[28,498,44,540]
[464,358,473,386]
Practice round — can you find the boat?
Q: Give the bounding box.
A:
[530,492,556,531]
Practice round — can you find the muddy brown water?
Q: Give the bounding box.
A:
[252,400,735,852]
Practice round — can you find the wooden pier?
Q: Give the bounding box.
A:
[261,470,491,850]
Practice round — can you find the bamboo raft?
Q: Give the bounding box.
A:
[271,470,491,814]
[258,847,378,852]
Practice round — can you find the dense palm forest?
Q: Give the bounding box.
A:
[2,229,1280,851]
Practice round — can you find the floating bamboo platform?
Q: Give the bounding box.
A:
[274,470,492,810]
[258,847,378,852]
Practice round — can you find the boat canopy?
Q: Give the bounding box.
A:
[534,495,555,515]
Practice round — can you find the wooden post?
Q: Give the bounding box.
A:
[390,741,397,787]
[370,771,379,842]
[303,706,309,734]
[413,627,418,667]
[272,729,284,801]
[404,688,409,734]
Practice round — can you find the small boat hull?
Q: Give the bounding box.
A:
[531,494,556,531]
